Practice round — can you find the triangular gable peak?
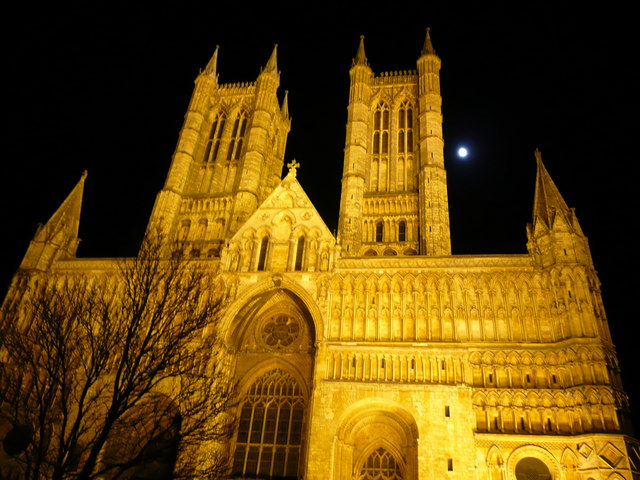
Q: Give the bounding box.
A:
[19,171,87,271]
[221,167,336,273]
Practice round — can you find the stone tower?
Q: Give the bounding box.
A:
[147,45,291,256]
[2,31,638,480]
[338,30,451,257]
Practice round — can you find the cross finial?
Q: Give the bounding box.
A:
[287,159,300,176]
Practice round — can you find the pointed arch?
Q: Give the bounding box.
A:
[223,283,321,480]
[356,444,405,480]
[333,399,418,480]
[221,280,324,350]
[486,445,505,480]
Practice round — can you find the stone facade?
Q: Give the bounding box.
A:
[2,32,638,479]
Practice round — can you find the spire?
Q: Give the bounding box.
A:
[281,90,290,119]
[528,149,590,266]
[421,27,436,56]
[264,44,278,74]
[532,149,572,230]
[203,45,220,78]
[352,35,368,66]
[20,171,87,270]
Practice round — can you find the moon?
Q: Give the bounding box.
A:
[457,147,469,158]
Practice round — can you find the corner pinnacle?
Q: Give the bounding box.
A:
[353,35,368,66]
[422,27,436,56]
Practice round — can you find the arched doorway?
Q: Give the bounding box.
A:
[333,400,418,480]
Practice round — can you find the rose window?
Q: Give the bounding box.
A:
[262,314,300,348]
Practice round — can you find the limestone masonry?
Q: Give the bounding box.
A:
[3,31,638,479]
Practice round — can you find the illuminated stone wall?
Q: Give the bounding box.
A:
[3,33,638,480]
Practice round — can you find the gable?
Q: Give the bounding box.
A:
[221,172,336,273]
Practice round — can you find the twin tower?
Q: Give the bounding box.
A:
[148,30,451,260]
[13,29,635,480]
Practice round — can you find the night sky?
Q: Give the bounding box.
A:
[2,3,638,427]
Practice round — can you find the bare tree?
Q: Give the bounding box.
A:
[0,232,234,480]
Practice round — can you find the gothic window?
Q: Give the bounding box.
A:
[213,218,225,239]
[203,112,226,162]
[398,102,413,153]
[261,315,300,349]
[294,236,305,271]
[179,220,191,241]
[375,222,384,242]
[398,221,406,242]
[257,236,269,271]
[358,447,403,480]
[227,110,248,161]
[197,219,207,240]
[232,369,305,479]
[371,102,390,191]
[397,102,413,190]
[372,103,389,154]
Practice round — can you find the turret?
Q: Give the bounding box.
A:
[146,45,290,255]
[228,45,290,233]
[527,149,593,268]
[337,31,452,257]
[337,36,373,255]
[416,28,451,255]
[148,46,221,235]
[165,46,220,195]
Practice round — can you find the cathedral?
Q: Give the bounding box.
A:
[2,30,639,479]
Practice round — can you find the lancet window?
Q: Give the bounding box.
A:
[179,220,191,241]
[203,112,226,162]
[227,110,248,161]
[375,222,384,242]
[397,102,413,154]
[397,101,414,190]
[294,236,305,271]
[372,102,390,155]
[197,219,207,240]
[371,102,390,191]
[232,369,305,479]
[398,221,406,242]
[358,447,403,480]
[257,236,269,271]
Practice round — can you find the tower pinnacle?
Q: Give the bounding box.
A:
[203,45,220,78]
[353,35,368,66]
[532,148,571,230]
[264,44,278,74]
[281,90,290,120]
[421,27,436,56]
